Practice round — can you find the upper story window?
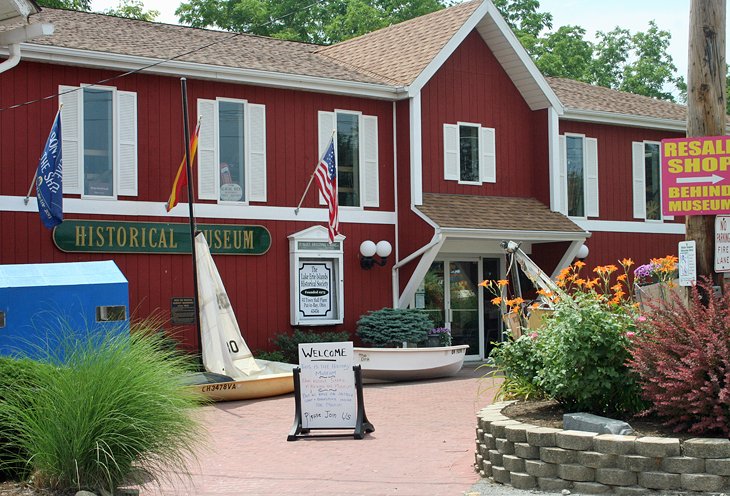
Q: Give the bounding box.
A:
[318,110,379,208]
[558,133,598,218]
[197,98,267,203]
[632,140,672,221]
[566,135,585,217]
[60,85,138,198]
[443,122,496,185]
[336,113,360,206]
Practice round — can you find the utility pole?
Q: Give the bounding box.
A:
[686,0,726,282]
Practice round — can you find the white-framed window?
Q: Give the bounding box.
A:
[443,122,496,185]
[197,98,267,203]
[558,133,598,218]
[59,85,138,198]
[633,140,673,221]
[318,110,379,208]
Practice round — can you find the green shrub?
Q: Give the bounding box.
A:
[536,291,644,414]
[356,308,433,347]
[0,322,205,493]
[487,334,546,401]
[0,357,54,481]
[630,278,730,436]
[270,329,351,364]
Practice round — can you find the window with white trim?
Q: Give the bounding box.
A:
[632,141,673,221]
[197,98,267,203]
[443,122,496,184]
[318,110,379,208]
[558,133,598,218]
[59,85,138,198]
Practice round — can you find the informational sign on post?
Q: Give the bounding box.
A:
[678,240,697,286]
[297,342,356,429]
[715,216,730,272]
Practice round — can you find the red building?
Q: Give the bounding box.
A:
[0,1,687,359]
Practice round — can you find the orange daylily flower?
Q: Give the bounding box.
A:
[621,258,634,267]
[478,280,489,287]
[617,274,627,282]
[574,260,586,268]
[497,279,509,287]
[491,297,503,305]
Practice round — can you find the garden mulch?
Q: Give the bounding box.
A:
[503,399,724,441]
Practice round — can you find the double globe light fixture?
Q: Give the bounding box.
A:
[359,240,392,270]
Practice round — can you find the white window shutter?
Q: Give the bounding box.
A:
[59,85,81,195]
[197,99,218,200]
[443,124,458,181]
[361,114,379,207]
[318,111,336,205]
[559,135,567,214]
[632,141,646,219]
[247,103,267,202]
[584,137,598,217]
[479,127,496,183]
[116,91,137,196]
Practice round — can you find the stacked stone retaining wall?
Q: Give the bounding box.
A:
[475,401,730,494]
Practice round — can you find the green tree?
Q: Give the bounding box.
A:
[36,0,90,10]
[103,0,159,21]
[494,0,684,102]
[175,0,445,44]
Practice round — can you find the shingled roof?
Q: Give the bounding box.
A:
[418,193,586,234]
[23,8,386,85]
[317,0,481,86]
[546,77,687,123]
[14,4,695,127]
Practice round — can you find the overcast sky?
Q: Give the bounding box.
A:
[90,0,706,83]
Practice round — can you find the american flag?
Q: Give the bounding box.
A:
[315,137,339,242]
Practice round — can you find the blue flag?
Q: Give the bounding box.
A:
[36,111,63,229]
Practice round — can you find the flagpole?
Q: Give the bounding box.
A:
[25,104,63,206]
[294,129,336,215]
[180,77,203,367]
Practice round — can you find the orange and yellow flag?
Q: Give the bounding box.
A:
[166,120,201,212]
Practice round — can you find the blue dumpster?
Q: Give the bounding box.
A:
[0,260,129,359]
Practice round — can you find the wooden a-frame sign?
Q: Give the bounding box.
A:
[287,342,374,440]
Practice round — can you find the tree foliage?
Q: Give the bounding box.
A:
[103,0,159,21]
[175,0,445,44]
[495,0,684,102]
[36,0,90,10]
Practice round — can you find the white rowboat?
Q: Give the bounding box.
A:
[353,345,469,383]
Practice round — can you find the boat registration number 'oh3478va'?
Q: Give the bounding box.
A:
[201,383,238,392]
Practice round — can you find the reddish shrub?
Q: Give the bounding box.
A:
[629,278,730,436]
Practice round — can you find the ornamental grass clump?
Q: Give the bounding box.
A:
[0,322,206,493]
[629,278,730,436]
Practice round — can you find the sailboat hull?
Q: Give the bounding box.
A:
[190,372,294,401]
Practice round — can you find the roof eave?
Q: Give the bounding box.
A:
[15,43,405,100]
[562,107,687,132]
[438,227,589,241]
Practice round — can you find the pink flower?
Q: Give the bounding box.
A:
[529,332,538,340]
[636,316,647,322]
[626,331,636,338]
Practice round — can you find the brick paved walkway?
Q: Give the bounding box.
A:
[140,364,498,496]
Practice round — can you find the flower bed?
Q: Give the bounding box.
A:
[475,401,730,494]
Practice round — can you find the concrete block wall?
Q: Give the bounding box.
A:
[475,401,730,494]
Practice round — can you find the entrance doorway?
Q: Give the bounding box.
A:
[416,258,503,360]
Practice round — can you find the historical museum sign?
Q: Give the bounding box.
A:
[53,220,270,255]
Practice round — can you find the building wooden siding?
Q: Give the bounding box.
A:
[0,61,398,351]
[0,209,395,351]
[558,120,685,223]
[0,61,396,212]
[581,231,683,271]
[419,31,550,200]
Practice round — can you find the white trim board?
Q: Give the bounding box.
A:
[0,195,396,224]
[561,108,687,132]
[574,219,686,235]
